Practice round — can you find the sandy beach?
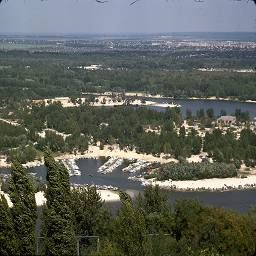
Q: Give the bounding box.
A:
[136,175,256,192]
[32,96,180,108]
[56,144,177,164]
[0,189,120,208]
[90,96,179,108]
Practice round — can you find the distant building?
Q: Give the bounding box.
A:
[217,116,236,125]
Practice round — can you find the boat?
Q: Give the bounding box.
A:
[62,159,81,177]
[122,160,151,173]
[98,157,124,174]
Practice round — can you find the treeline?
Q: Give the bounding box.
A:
[1,156,256,255]
[0,50,256,103]
[153,162,238,181]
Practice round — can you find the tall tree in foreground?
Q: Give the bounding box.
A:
[113,192,148,256]
[43,150,76,256]
[71,186,105,236]
[8,161,37,255]
[0,195,16,256]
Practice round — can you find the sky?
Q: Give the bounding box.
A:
[0,0,255,34]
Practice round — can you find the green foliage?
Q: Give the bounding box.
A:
[43,150,77,256]
[0,195,16,256]
[0,121,28,151]
[204,128,256,165]
[89,240,124,256]
[7,144,39,164]
[174,199,256,256]
[142,185,169,214]
[37,130,66,152]
[8,161,37,255]
[137,186,174,234]
[112,192,147,256]
[0,50,255,101]
[70,186,104,236]
[157,162,237,181]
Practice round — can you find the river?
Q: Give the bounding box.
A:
[1,158,256,212]
[1,99,256,212]
[137,97,256,118]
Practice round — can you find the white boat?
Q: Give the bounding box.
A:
[98,157,124,174]
[122,160,151,173]
[62,159,81,177]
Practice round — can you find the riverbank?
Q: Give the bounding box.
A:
[2,144,256,193]
[133,175,256,192]
[0,143,177,169]
[125,92,256,104]
[32,96,180,109]
[56,144,177,164]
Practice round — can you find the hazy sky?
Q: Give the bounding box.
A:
[0,0,255,34]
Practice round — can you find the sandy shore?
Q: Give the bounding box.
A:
[91,96,179,108]
[32,95,256,110]
[136,175,256,192]
[0,189,120,208]
[125,92,173,99]
[33,96,180,108]
[125,92,256,104]
[97,189,120,202]
[187,96,256,104]
[56,144,177,164]
[0,144,176,169]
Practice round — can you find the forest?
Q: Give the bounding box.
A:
[0,102,254,180]
[1,155,256,256]
[0,49,256,103]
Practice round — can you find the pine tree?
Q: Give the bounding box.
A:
[43,150,77,256]
[113,192,147,256]
[71,186,103,236]
[8,161,37,256]
[0,195,16,256]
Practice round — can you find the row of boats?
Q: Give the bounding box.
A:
[122,160,151,173]
[98,157,152,175]
[62,159,81,177]
[98,157,124,174]
[62,157,151,178]
[72,183,119,191]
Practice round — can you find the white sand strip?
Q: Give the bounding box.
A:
[0,189,120,208]
[57,144,177,164]
[138,175,256,191]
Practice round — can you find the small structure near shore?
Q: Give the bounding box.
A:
[217,115,236,126]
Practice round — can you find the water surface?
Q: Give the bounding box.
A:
[1,158,256,212]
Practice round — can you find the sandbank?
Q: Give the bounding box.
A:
[137,175,256,192]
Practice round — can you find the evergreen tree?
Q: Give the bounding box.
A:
[0,195,16,256]
[8,161,37,256]
[43,150,77,256]
[113,192,147,256]
[71,186,103,236]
